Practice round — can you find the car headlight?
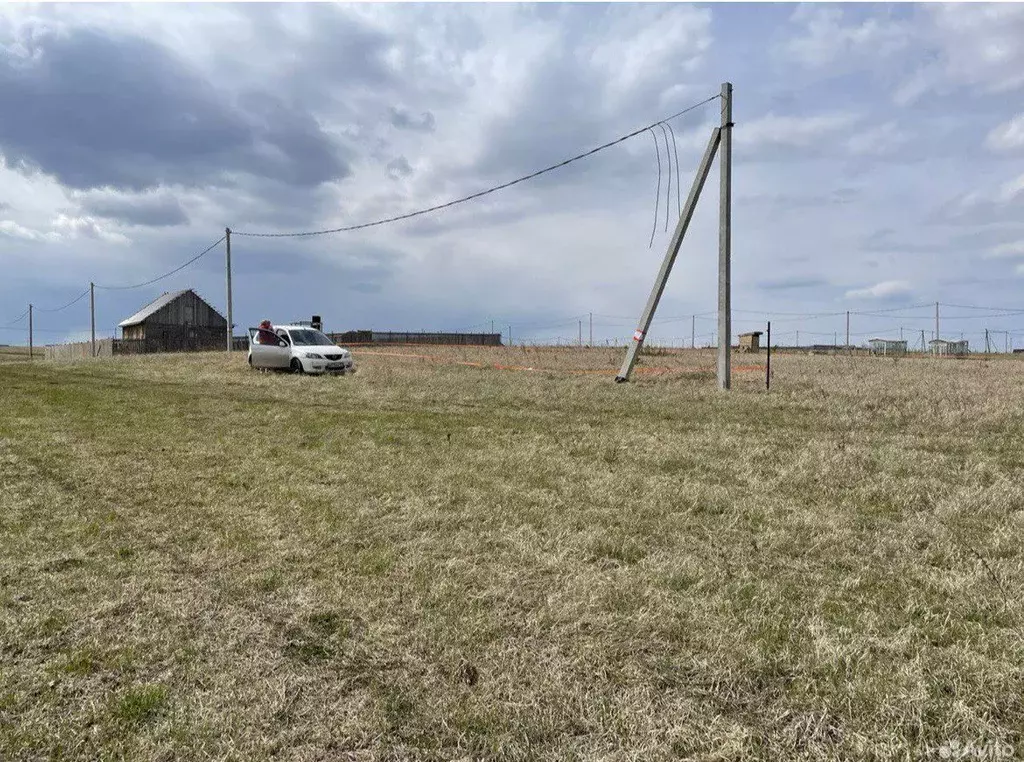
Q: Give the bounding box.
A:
[304,352,324,359]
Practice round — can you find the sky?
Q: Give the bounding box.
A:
[1,2,1023,348]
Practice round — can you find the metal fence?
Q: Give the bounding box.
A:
[328,330,502,346]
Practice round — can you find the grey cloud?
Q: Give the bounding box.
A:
[739,188,859,208]
[0,27,349,192]
[77,191,188,228]
[389,106,436,133]
[756,276,830,291]
[387,156,413,180]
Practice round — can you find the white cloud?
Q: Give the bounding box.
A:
[0,219,58,242]
[50,214,130,244]
[986,115,1024,152]
[988,241,1024,259]
[784,6,909,68]
[895,4,1024,104]
[743,112,860,149]
[996,174,1024,204]
[844,280,913,300]
[588,6,711,106]
[845,122,911,157]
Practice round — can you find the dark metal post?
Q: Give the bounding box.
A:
[766,321,771,393]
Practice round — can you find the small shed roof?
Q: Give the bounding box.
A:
[739,331,763,337]
[869,338,906,343]
[118,289,190,328]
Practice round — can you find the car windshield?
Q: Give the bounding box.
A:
[288,329,333,346]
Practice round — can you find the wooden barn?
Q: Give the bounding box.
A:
[118,289,227,348]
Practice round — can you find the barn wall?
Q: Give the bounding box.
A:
[149,290,227,329]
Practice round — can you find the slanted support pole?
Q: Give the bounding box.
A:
[615,127,721,382]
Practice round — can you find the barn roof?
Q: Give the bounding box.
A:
[118,289,191,327]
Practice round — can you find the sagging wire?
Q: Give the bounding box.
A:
[3,308,30,327]
[657,123,672,233]
[663,121,682,217]
[648,128,662,248]
[33,288,90,313]
[95,235,226,291]
[233,93,722,238]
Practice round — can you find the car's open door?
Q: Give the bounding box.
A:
[248,327,290,369]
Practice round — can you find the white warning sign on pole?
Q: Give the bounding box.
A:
[633,330,645,342]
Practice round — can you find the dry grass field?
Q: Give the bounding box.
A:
[1,346,1022,761]
[0,346,41,363]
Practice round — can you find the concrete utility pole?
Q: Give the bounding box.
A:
[935,302,939,344]
[985,328,990,354]
[845,310,850,349]
[589,312,593,347]
[691,314,695,349]
[90,282,96,358]
[615,126,721,382]
[28,304,33,360]
[225,228,233,352]
[717,81,733,391]
[578,319,582,347]
[921,329,926,354]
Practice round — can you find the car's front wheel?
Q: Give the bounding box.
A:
[290,358,304,374]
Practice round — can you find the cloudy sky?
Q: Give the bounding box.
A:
[2,2,1023,347]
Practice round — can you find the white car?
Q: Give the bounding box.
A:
[247,324,355,375]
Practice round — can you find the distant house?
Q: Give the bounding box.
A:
[869,338,908,356]
[118,289,227,347]
[738,331,763,353]
[929,338,969,357]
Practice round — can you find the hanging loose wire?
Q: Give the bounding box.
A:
[657,123,672,232]
[95,235,225,291]
[648,128,662,248]
[663,121,682,216]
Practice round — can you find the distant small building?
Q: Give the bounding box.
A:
[869,338,908,356]
[929,338,969,357]
[738,331,763,353]
[118,289,227,346]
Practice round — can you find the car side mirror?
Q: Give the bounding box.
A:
[278,338,288,348]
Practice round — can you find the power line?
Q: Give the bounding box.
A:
[94,236,226,291]
[233,93,722,239]
[3,308,30,327]
[33,288,90,313]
